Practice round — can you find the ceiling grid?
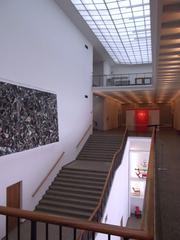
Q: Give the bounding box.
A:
[71,0,152,64]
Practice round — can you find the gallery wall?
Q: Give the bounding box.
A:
[104,98,122,130]
[0,0,93,237]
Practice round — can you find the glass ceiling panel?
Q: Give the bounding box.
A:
[71,0,152,64]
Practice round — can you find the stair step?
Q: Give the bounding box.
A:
[43,194,98,207]
[88,137,121,141]
[36,205,91,219]
[88,136,121,140]
[61,169,107,177]
[57,174,106,183]
[39,199,95,212]
[55,176,105,186]
[77,156,112,161]
[59,172,107,182]
[52,181,103,192]
[46,189,100,202]
[79,151,114,156]
[78,153,113,158]
[49,185,102,196]
[82,145,120,150]
[63,166,106,175]
[79,152,116,157]
[86,142,121,146]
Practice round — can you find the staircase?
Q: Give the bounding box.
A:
[36,131,123,219]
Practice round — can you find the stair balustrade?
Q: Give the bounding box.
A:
[0,205,152,240]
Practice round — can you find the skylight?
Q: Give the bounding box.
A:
[71,0,152,64]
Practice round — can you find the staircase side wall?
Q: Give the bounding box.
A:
[0,0,92,238]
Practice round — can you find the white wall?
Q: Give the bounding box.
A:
[111,64,152,75]
[103,61,111,75]
[93,62,104,76]
[96,140,130,240]
[0,0,93,237]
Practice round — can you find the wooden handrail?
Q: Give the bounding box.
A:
[89,128,128,222]
[141,128,155,237]
[0,206,152,240]
[32,152,65,197]
[76,125,92,148]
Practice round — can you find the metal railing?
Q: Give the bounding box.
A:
[93,72,152,88]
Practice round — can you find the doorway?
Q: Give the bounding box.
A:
[6,181,22,232]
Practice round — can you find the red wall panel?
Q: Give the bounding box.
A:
[135,109,149,132]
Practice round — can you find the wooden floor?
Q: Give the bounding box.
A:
[155,128,180,240]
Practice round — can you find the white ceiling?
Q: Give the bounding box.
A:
[55,0,180,104]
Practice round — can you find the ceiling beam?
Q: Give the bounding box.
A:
[160,43,180,49]
[158,62,180,66]
[163,3,180,13]
[161,32,180,40]
[159,48,180,53]
[159,57,180,64]
[162,20,180,28]
[161,27,180,35]
[161,13,180,23]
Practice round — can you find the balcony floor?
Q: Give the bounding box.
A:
[156,128,180,240]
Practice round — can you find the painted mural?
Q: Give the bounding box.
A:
[0,81,59,156]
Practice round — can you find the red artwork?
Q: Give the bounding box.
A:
[135,168,147,179]
[135,109,149,132]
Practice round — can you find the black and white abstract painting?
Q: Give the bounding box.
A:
[0,81,59,156]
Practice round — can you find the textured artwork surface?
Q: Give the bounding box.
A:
[0,81,59,156]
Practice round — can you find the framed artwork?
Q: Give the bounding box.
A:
[0,81,59,156]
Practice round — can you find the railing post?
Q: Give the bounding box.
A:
[31,221,37,240]
[59,225,62,240]
[6,216,8,240]
[46,223,49,240]
[17,217,20,240]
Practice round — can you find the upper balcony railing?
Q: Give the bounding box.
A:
[93,72,152,88]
